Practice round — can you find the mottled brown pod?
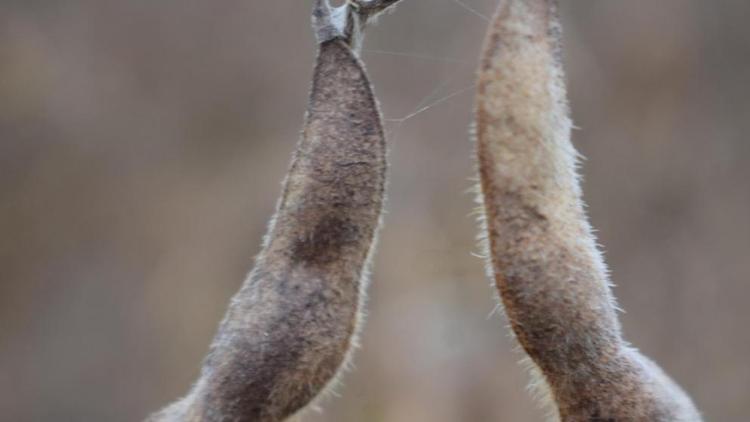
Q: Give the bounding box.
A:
[146,1,398,420]
[474,0,702,420]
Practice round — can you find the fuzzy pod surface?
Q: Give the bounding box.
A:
[147,35,386,422]
[474,1,702,420]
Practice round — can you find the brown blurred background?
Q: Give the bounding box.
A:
[1,0,748,420]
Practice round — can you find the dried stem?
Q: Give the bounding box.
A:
[314,0,406,52]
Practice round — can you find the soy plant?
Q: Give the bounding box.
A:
[147,1,403,421]
[474,0,702,420]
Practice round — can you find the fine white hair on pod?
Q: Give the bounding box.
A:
[474,0,702,420]
[145,1,406,420]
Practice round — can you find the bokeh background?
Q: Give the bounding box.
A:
[1,0,749,420]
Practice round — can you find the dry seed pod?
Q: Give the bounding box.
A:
[474,0,702,420]
[147,2,392,421]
